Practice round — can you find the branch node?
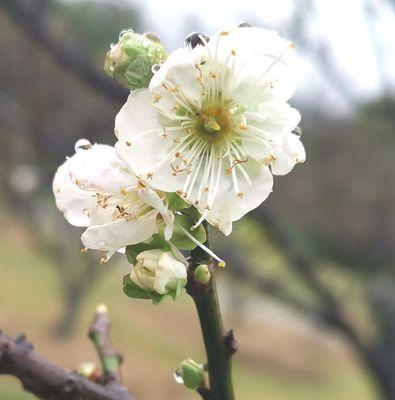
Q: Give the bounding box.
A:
[15,334,33,352]
[62,374,77,395]
[224,330,238,355]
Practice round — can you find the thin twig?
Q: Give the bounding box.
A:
[89,304,124,385]
[0,308,134,400]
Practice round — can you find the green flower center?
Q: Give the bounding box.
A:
[192,103,239,145]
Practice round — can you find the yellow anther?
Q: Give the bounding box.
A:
[218,261,226,268]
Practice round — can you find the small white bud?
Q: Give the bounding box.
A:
[130,249,187,294]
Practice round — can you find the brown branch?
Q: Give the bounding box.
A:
[0,307,134,400]
[1,0,128,103]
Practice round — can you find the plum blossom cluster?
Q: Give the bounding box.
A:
[53,26,305,303]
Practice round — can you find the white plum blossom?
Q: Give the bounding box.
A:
[130,249,187,294]
[115,26,305,235]
[53,139,174,261]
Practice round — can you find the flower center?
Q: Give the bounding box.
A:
[193,104,237,145]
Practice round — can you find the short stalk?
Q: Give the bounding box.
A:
[188,222,236,400]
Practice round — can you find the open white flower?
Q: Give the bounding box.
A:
[115,26,305,235]
[130,249,187,294]
[53,139,174,260]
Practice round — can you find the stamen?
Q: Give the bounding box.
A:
[178,224,225,265]
[191,209,209,231]
[186,147,208,199]
[206,153,222,207]
[228,153,240,195]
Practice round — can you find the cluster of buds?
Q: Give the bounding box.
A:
[104,30,167,89]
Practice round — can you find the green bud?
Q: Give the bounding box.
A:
[194,264,211,285]
[104,30,167,89]
[174,359,205,390]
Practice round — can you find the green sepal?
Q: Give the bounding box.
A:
[113,56,153,89]
[150,292,166,305]
[167,192,190,211]
[123,274,167,304]
[123,274,151,299]
[179,206,201,220]
[125,234,171,264]
[168,278,187,301]
[171,214,206,250]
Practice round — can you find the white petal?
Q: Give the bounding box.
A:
[115,90,187,192]
[68,143,137,194]
[53,162,96,227]
[81,213,159,252]
[243,101,301,162]
[138,188,174,240]
[150,48,192,89]
[137,249,162,262]
[115,89,161,140]
[241,138,273,163]
[155,252,186,293]
[131,266,156,291]
[255,101,301,140]
[208,27,300,101]
[271,134,306,176]
[149,48,203,108]
[205,160,273,235]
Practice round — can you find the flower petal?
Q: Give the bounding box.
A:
[68,144,138,194]
[205,160,273,235]
[271,134,306,176]
[53,161,96,227]
[155,252,187,293]
[138,188,174,240]
[81,213,159,252]
[208,27,300,101]
[115,90,187,191]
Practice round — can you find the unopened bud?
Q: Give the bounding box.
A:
[78,362,101,381]
[194,264,211,285]
[96,303,108,315]
[105,30,167,89]
[174,358,205,390]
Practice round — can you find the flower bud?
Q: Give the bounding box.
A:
[78,362,101,381]
[130,249,187,295]
[104,30,167,89]
[194,264,211,285]
[174,359,205,390]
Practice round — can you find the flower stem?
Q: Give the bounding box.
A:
[188,223,236,400]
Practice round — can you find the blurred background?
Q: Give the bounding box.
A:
[0,0,395,399]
